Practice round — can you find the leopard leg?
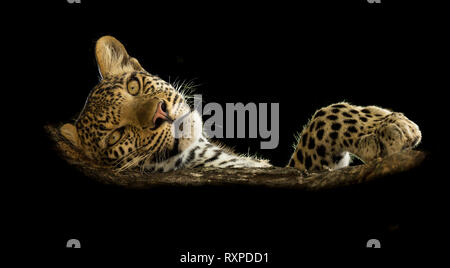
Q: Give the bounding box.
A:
[287,103,421,172]
[353,112,422,162]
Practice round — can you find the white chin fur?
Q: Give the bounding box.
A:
[172,110,203,152]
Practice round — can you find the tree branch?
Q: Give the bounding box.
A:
[45,124,427,190]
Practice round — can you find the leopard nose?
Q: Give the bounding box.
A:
[135,98,173,129]
[135,98,160,129]
[151,101,174,130]
[153,101,169,125]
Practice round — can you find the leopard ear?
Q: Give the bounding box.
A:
[60,123,81,148]
[95,36,144,78]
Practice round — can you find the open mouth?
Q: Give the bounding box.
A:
[151,101,174,130]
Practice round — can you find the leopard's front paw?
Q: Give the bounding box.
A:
[376,112,421,155]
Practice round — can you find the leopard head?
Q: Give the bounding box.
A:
[60,36,202,170]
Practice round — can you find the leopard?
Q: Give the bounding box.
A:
[287,103,421,171]
[59,36,422,173]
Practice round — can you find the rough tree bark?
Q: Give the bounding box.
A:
[45,124,428,190]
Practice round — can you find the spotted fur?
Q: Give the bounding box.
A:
[60,36,270,172]
[60,36,421,173]
[288,102,422,171]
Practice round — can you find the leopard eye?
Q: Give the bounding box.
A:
[127,79,140,96]
[107,128,124,146]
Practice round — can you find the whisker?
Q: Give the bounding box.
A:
[112,142,151,172]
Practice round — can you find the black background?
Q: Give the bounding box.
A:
[12,0,448,262]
